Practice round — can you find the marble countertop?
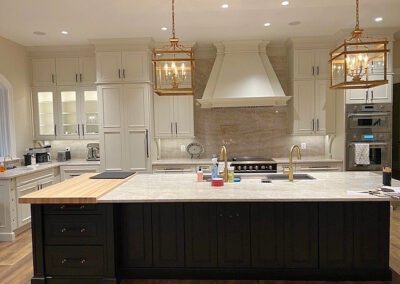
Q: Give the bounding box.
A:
[99,171,394,203]
[272,156,343,164]
[0,159,100,180]
[152,159,213,166]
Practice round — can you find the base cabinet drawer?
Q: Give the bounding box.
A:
[45,246,104,276]
[44,204,101,214]
[44,215,105,245]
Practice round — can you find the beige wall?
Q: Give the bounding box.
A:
[0,36,32,157]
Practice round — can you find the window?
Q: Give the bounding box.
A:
[0,84,11,157]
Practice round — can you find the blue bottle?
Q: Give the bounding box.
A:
[211,157,219,179]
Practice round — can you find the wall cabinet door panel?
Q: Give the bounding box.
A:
[100,86,122,128]
[32,58,56,86]
[122,51,149,82]
[154,96,175,137]
[79,57,96,85]
[251,203,284,268]
[217,203,251,267]
[284,203,318,269]
[314,49,330,79]
[315,79,335,134]
[126,130,148,171]
[184,203,218,267]
[152,204,184,267]
[173,96,194,137]
[96,52,122,82]
[56,58,79,86]
[319,203,353,269]
[294,50,314,79]
[124,85,149,129]
[119,204,152,268]
[293,80,315,134]
[102,131,124,171]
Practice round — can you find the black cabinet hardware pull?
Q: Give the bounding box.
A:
[77,124,80,136]
[317,66,319,75]
[312,66,315,75]
[54,125,57,137]
[80,73,82,82]
[82,124,85,136]
[118,69,121,79]
[175,122,178,135]
[123,69,126,78]
[75,74,78,82]
[52,74,55,83]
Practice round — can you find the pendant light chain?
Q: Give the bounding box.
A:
[355,0,360,30]
[171,0,176,39]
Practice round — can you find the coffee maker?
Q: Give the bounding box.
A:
[87,143,100,161]
[24,146,51,165]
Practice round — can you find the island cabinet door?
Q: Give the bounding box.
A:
[217,203,251,267]
[250,203,285,268]
[152,204,185,267]
[353,202,390,270]
[184,203,218,267]
[119,204,153,268]
[319,203,353,270]
[283,203,318,269]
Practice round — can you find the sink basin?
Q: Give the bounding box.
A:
[265,173,315,180]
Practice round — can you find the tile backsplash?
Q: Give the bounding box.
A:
[47,140,98,160]
[157,44,326,160]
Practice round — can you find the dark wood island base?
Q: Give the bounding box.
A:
[30,202,391,283]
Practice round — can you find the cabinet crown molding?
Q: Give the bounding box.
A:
[90,37,155,52]
[27,45,95,58]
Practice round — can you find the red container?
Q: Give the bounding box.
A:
[211,178,224,187]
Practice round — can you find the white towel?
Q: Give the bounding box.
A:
[354,143,370,165]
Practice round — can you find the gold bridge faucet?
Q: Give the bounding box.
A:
[283,145,302,182]
[219,145,228,182]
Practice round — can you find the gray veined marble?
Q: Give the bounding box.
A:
[99,171,396,203]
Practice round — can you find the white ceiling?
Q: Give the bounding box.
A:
[0,0,399,46]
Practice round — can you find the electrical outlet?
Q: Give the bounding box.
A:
[180,145,186,152]
[301,143,307,150]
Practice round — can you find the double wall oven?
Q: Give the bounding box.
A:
[346,104,392,171]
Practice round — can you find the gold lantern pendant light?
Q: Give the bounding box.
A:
[152,0,195,96]
[330,0,389,89]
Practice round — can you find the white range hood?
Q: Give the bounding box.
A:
[198,40,291,108]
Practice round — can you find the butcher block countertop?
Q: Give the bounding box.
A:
[18,173,133,204]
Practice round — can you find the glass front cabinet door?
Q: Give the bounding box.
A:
[32,87,98,140]
[32,88,58,140]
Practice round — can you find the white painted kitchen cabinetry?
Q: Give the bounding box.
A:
[96,51,151,83]
[154,95,194,138]
[56,57,96,86]
[98,84,152,172]
[32,58,56,86]
[346,75,393,104]
[292,79,335,135]
[32,87,99,140]
[293,49,330,80]
[60,165,100,181]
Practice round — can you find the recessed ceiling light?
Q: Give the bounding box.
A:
[221,3,229,9]
[288,21,301,26]
[281,1,289,6]
[33,31,46,36]
[374,17,383,22]
[61,31,68,35]
[264,22,271,27]
[161,27,168,31]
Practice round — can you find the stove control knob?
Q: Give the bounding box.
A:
[254,165,259,170]
[249,165,253,170]
[243,166,247,170]
[269,165,272,170]
[261,165,266,170]
[237,166,241,170]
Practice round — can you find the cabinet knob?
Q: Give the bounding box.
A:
[60,228,67,233]
[219,214,223,217]
[80,228,86,233]
[229,215,233,218]
[60,205,66,209]
[61,258,67,264]
[80,258,86,264]
[79,205,85,209]
[236,213,240,217]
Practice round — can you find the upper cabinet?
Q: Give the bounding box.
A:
[154,95,194,138]
[32,87,99,140]
[32,57,96,87]
[96,51,151,83]
[346,75,393,104]
[32,59,56,86]
[289,45,335,135]
[293,49,330,80]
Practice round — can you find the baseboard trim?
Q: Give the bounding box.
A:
[0,232,15,242]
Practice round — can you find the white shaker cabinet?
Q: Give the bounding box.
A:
[96,51,151,83]
[346,75,393,104]
[98,84,151,172]
[56,57,96,86]
[154,95,194,138]
[292,79,335,135]
[32,58,56,86]
[293,49,330,80]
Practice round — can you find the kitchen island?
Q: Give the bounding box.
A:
[20,172,395,283]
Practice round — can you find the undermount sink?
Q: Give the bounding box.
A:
[265,173,315,180]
